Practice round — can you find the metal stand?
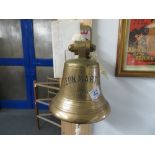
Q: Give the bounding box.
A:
[33,77,61,129]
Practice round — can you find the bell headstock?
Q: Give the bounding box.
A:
[68,40,96,58]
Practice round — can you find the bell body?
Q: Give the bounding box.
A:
[50,58,110,124]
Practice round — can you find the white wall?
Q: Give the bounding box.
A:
[92,19,155,135]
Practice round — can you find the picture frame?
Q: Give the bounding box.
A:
[115,19,155,77]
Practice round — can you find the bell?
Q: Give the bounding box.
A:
[50,41,110,124]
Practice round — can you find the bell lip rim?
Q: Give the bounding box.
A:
[50,104,111,124]
[52,113,110,124]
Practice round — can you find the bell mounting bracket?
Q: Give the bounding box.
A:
[68,41,96,58]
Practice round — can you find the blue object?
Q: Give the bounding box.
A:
[0,19,53,109]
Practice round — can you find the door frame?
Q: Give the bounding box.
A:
[0,19,53,109]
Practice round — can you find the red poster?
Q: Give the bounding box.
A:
[127,19,155,66]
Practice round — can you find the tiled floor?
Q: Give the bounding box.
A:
[0,109,61,135]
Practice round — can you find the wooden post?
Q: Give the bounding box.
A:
[34,81,40,129]
[61,121,91,135]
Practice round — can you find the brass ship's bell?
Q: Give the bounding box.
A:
[50,40,110,124]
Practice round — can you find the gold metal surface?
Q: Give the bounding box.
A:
[50,41,110,124]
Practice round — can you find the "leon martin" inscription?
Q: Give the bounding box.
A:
[63,75,98,85]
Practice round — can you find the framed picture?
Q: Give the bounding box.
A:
[116,19,155,77]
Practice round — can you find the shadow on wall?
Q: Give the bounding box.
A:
[92,19,118,76]
[92,19,155,134]
[100,74,145,134]
[93,59,155,134]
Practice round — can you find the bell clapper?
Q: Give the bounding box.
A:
[75,124,81,135]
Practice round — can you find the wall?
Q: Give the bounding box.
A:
[92,19,155,134]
